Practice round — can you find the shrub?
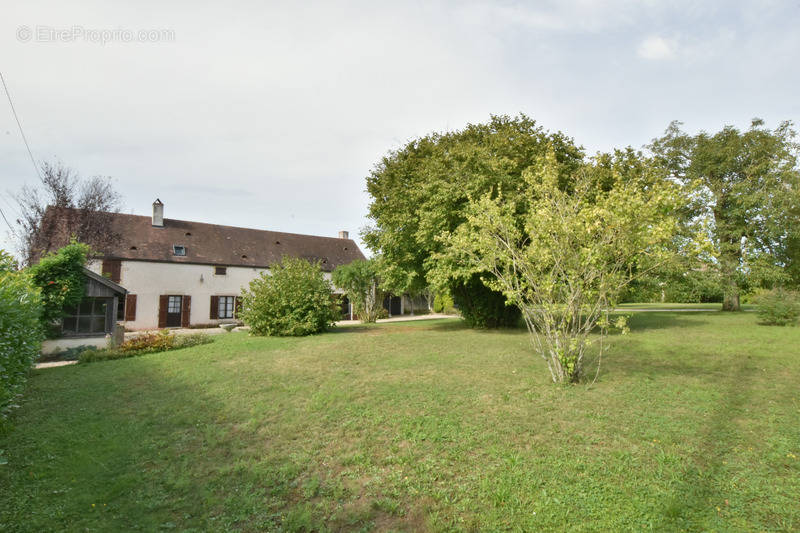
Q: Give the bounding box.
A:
[331,259,383,323]
[240,256,339,336]
[79,331,213,363]
[433,292,455,314]
[449,274,520,328]
[755,288,800,326]
[0,251,44,426]
[119,330,175,354]
[28,242,90,338]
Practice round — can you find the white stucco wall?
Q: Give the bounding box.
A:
[87,260,340,330]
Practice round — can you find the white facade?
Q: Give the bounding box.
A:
[87,259,340,330]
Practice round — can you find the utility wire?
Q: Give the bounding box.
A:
[0,70,41,180]
[0,205,16,236]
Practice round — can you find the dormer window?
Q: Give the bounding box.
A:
[173,245,186,256]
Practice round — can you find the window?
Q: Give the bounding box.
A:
[63,298,109,336]
[215,266,227,275]
[168,296,182,314]
[173,245,186,256]
[218,296,235,319]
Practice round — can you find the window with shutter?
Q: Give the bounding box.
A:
[218,296,235,319]
[125,294,137,321]
[101,259,122,283]
[210,296,219,319]
[181,296,191,327]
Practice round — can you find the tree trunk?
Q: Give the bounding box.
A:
[722,291,740,312]
[720,250,741,312]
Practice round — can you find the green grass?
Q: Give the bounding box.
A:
[1,313,799,531]
[618,302,755,310]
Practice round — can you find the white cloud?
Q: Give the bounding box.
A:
[637,35,677,60]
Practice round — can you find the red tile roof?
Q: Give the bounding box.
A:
[41,207,366,271]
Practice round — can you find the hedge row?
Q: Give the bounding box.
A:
[0,256,44,428]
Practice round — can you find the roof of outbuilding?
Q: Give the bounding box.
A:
[41,207,366,271]
[82,267,127,295]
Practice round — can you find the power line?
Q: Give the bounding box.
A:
[0,70,41,180]
[0,204,17,236]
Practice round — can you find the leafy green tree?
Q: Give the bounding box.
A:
[28,242,90,338]
[332,259,383,323]
[240,257,338,336]
[650,119,800,310]
[0,250,43,425]
[364,114,583,327]
[436,148,679,383]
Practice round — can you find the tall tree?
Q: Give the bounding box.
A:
[650,120,800,311]
[14,161,122,265]
[364,114,584,327]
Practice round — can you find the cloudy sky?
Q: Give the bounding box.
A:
[2,0,799,258]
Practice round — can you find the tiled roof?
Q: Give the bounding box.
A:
[41,207,366,271]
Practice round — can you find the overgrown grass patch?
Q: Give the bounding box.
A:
[1,313,799,531]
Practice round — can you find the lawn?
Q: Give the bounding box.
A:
[1,313,799,531]
[617,302,756,310]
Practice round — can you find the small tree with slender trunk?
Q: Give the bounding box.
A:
[332,258,383,323]
[436,148,679,383]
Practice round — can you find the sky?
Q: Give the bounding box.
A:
[2,0,799,259]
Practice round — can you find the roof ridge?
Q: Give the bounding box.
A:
[48,206,358,242]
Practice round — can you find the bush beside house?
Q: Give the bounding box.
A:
[240,256,339,336]
[0,251,43,427]
[28,242,90,338]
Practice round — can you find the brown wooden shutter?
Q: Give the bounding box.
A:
[158,295,168,328]
[181,295,191,328]
[210,296,219,319]
[125,294,137,321]
[234,297,242,319]
[101,259,122,283]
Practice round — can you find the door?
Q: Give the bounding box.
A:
[390,296,402,316]
[166,295,182,327]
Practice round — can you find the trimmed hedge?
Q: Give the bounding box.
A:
[0,252,44,427]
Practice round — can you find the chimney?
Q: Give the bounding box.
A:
[338,230,349,239]
[152,198,164,227]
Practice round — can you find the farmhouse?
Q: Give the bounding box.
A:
[42,200,367,330]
